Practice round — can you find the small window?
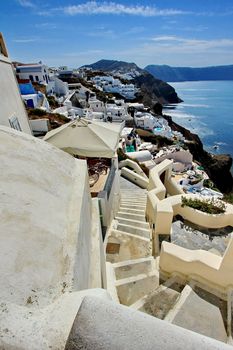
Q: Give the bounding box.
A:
[9,116,22,131]
[35,75,39,82]
[29,75,34,82]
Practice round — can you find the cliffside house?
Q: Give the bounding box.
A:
[15,62,50,84]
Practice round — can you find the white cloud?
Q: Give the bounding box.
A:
[17,0,35,8]
[106,35,233,67]
[13,38,39,43]
[152,36,185,42]
[150,36,233,50]
[62,1,189,17]
[35,22,57,29]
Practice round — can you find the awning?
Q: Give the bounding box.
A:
[44,118,123,158]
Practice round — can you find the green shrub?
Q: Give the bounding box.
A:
[181,196,226,214]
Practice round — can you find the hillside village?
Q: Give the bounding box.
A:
[1,32,233,349]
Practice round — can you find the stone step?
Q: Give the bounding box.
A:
[121,191,147,194]
[121,192,147,195]
[120,196,147,199]
[119,207,145,215]
[138,278,183,318]
[115,216,150,229]
[120,201,147,208]
[116,211,146,221]
[106,229,151,263]
[120,192,147,197]
[165,285,228,343]
[121,197,147,201]
[120,189,147,194]
[116,272,159,306]
[113,257,156,280]
[116,223,150,239]
[120,198,147,201]
[120,203,146,210]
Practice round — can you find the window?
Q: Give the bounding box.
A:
[35,75,39,82]
[9,116,22,131]
[29,75,34,82]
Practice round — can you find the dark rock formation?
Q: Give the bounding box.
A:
[133,71,182,105]
[163,115,233,193]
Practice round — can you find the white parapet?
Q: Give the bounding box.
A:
[65,294,232,350]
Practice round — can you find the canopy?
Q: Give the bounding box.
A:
[44,118,123,158]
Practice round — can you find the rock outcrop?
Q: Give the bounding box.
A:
[163,115,233,193]
[134,71,182,105]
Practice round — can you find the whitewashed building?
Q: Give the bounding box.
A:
[92,75,137,99]
[89,99,105,113]
[15,62,50,84]
[0,33,31,134]
[46,76,69,97]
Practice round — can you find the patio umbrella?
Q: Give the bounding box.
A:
[44,118,122,158]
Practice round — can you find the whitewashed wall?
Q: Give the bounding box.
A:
[0,56,31,134]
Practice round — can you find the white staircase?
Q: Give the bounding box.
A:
[105,176,229,344]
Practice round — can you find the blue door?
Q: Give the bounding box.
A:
[27,99,34,108]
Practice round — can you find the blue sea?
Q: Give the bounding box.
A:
[165,81,233,163]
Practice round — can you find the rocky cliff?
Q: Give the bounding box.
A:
[133,71,182,105]
[163,115,233,193]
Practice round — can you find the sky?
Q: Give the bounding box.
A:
[1,0,233,68]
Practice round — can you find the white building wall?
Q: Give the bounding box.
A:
[54,76,69,96]
[89,100,105,112]
[29,119,50,133]
[98,158,121,229]
[17,64,49,84]
[0,54,31,134]
[47,76,69,96]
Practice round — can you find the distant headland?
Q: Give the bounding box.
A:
[144,64,233,82]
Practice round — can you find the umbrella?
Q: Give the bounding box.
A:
[44,118,123,158]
